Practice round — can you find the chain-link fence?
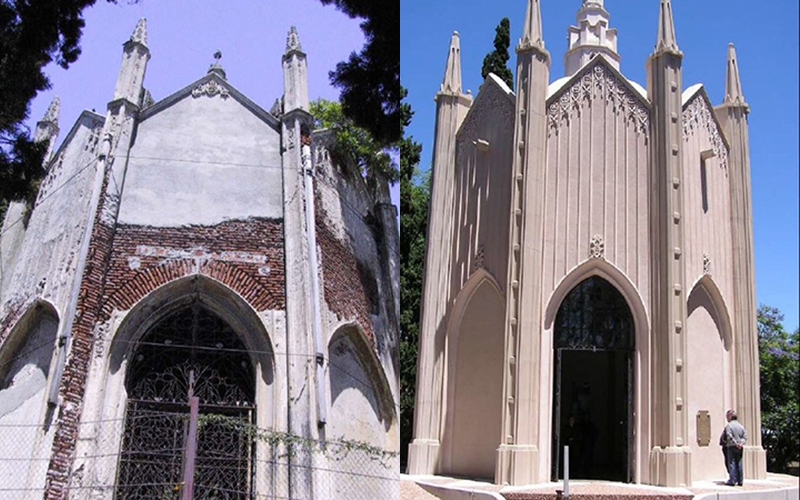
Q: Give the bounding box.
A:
[0,412,399,500]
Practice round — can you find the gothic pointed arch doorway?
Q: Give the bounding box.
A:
[551,276,634,483]
[116,302,256,499]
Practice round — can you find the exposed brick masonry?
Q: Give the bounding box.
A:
[44,211,285,500]
[314,194,376,345]
[45,172,116,500]
[102,219,285,318]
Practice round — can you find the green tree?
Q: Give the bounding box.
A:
[757,304,799,473]
[481,17,513,89]
[398,112,429,466]
[1,0,105,212]
[309,98,398,182]
[317,0,403,145]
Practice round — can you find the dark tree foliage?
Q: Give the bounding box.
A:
[318,0,404,146]
[0,0,102,210]
[399,111,429,467]
[481,17,513,89]
[310,98,398,182]
[757,305,799,473]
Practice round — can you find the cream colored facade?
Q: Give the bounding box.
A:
[409,0,766,488]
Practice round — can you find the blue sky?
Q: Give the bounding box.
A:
[401,0,799,331]
[24,0,400,223]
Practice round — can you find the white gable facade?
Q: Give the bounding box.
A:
[409,0,765,488]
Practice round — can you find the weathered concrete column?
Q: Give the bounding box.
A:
[645,0,691,487]
[495,0,549,486]
[44,19,149,500]
[281,24,319,498]
[408,31,471,475]
[714,43,767,480]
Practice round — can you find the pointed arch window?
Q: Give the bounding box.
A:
[554,276,634,351]
[116,304,255,499]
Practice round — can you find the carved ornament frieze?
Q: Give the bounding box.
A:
[470,245,486,274]
[547,64,649,137]
[590,235,605,259]
[191,79,230,99]
[682,94,729,171]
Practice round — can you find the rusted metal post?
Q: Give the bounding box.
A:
[182,396,200,500]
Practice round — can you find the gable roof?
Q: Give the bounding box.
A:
[682,83,730,151]
[47,110,105,171]
[139,72,281,132]
[547,54,650,109]
[456,72,515,140]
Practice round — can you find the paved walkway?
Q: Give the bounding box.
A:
[402,473,799,499]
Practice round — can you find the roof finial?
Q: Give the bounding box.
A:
[208,49,226,79]
[440,32,462,94]
[41,96,60,126]
[286,26,302,53]
[654,0,679,54]
[130,18,147,46]
[723,43,746,105]
[520,0,545,51]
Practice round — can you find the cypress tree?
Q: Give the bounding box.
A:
[481,17,513,89]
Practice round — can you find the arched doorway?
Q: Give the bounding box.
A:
[116,303,255,499]
[444,277,505,479]
[552,276,634,482]
[0,302,59,492]
[686,278,732,480]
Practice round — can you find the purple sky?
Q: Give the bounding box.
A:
[24,0,399,209]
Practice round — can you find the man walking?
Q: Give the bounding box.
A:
[724,409,747,486]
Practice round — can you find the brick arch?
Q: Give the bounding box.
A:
[100,260,282,321]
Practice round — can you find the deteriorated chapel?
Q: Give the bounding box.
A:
[0,20,399,500]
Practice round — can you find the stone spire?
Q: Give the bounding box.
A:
[440,32,462,94]
[564,0,619,76]
[519,0,545,51]
[282,26,308,113]
[34,96,61,162]
[130,18,147,46]
[286,25,302,53]
[41,96,60,127]
[654,0,679,54]
[713,42,766,480]
[723,43,746,106]
[112,18,150,106]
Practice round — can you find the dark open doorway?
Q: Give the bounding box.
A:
[550,276,634,483]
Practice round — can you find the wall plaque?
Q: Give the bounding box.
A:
[696,410,711,446]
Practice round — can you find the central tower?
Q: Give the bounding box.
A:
[564,0,620,76]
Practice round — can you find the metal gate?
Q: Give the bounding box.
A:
[115,305,255,499]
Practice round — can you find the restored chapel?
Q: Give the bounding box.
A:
[409,0,766,487]
[0,20,399,499]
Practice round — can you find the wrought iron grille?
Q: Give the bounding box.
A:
[554,276,634,351]
[116,304,255,500]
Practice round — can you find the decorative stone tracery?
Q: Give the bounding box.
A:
[682,93,729,170]
[547,63,650,136]
[456,82,514,159]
